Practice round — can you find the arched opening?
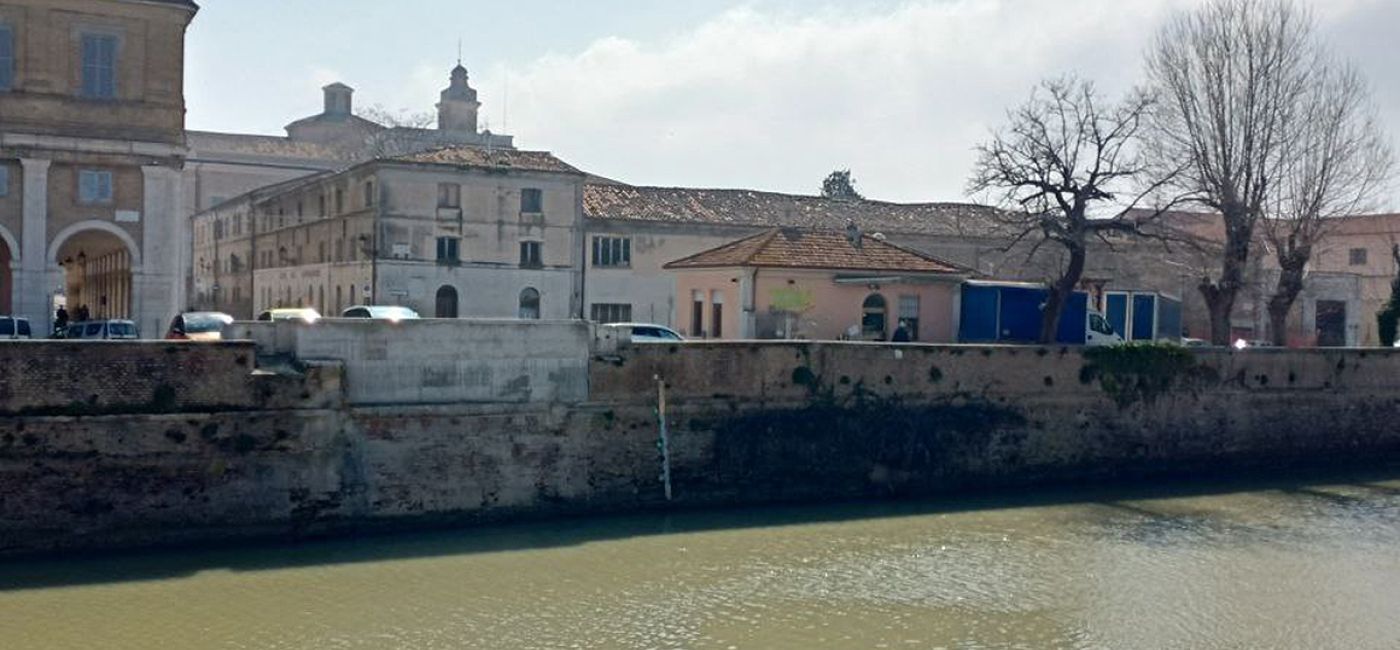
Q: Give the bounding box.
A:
[861,293,887,340]
[518,287,541,320]
[435,285,458,318]
[54,227,137,322]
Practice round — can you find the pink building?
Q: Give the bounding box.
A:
[665,228,967,342]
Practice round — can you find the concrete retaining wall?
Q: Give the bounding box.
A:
[5,340,1400,555]
[227,318,596,405]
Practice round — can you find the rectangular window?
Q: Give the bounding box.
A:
[0,166,8,197]
[436,236,460,263]
[591,236,631,268]
[363,181,375,207]
[335,188,344,214]
[0,26,14,91]
[1349,248,1368,266]
[80,33,117,99]
[438,183,461,208]
[78,170,113,204]
[590,303,632,324]
[711,291,724,339]
[898,294,921,341]
[519,241,542,268]
[318,194,326,216]
[691,290,704,337]
[521,188,543,213]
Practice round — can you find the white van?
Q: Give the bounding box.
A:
[0,316,33,340]
[65,320,139,340]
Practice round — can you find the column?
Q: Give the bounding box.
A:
[138,164,183,337]
[16,158,50,330]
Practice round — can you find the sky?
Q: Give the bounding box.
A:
[186,0,1400,208]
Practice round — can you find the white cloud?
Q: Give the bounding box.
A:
[477,0,1395,207]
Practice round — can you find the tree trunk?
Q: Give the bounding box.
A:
[1039,244,1087,344]
[1201,222,1252,346]
[1267,262,1306,347]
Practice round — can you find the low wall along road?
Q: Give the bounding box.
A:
[2,319,1399,555]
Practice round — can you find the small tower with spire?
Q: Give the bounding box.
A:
[437,62,481,136]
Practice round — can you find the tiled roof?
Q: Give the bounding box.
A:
[665,228,967,274]
[584,184,1007,237]
[388,146,584,175]
[132,0,199,10]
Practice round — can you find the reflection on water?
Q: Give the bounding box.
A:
[3,474,1400,649]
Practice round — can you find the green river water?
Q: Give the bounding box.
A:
[2,473,1399,649]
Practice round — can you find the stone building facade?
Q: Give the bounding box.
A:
[0,0,196,335]
[190,147,586,321]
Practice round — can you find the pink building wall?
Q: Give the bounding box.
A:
[675,267,960,342]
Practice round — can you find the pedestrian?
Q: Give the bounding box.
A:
[54,306,69,336]
[891,320,911,343]
[76,304,90,322]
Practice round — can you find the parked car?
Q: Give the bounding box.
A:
[255,308,321,323]
[341,305,420,321]
[0,316,33,340]
[601,322,686,343]
[65,320,139,340]
[166,311,234,341]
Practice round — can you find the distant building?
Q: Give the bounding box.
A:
[0,0,198,334]
[190,146,586,320]
[664,227,967,341]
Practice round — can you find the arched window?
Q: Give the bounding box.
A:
[861,294,887,340]
[518,288,541,320]
[435,285,458,318]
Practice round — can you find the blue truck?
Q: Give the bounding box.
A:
[957,281,1123,346]
[1103,291,1183,343]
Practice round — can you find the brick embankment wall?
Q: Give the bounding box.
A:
[5,340,1400,555]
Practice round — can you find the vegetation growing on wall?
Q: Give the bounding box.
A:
[1080,342,1216,407]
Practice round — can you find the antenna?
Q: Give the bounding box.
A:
[456,38,462,66]
[503,75,509,132]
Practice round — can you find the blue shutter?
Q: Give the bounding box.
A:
[0,27,14,91]
[81,34,116,98]
[79,171,96,203]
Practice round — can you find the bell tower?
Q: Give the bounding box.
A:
[437,64,480,136]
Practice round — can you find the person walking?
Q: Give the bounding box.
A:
[75,304,90,323]
[54,306,69,337]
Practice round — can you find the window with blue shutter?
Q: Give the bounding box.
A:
[81,33,117,98]
[0,26,14,91]
[79,170,113,204]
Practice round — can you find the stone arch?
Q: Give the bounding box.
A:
[47,220,142,270]
[0,223,19,267]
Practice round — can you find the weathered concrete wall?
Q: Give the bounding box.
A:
[229,318,594,405]
[5,340,1400,555]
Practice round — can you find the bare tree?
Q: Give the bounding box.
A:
[1261,61,1394,345]
[354,105,438,158]
[1145,0,1323,345]
[969,76,1168,344]
[821,169,863,200]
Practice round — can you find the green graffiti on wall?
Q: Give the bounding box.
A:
[769,287,814,313]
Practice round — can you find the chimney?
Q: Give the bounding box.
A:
[845,219,863,248]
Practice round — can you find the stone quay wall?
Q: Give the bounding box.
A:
[4,329,1400,555]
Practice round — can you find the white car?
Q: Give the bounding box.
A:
[341,305,420,322]
[601,322,686,343]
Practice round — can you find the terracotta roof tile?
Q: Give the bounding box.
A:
[389,146,584,175]
[584,184,1007,237]
[665,228,966,274]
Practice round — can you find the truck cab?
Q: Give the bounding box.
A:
[1086,310,1123,346]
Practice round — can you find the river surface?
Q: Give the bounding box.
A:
[3,473,1400,649]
